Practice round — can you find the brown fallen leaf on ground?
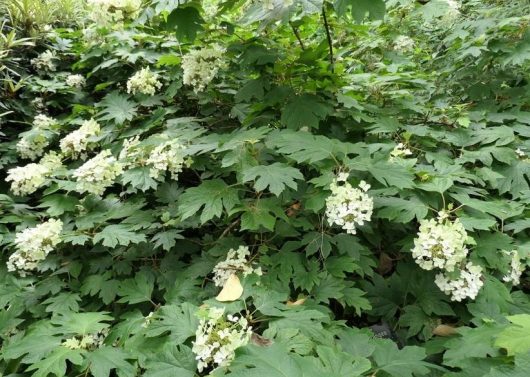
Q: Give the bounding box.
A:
[216,273,243,302]
[377,252,394,275]
[287,297,307,306]
[251,333,273,347]
[433,324,458,336]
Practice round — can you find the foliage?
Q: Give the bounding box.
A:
[0,0,529,376]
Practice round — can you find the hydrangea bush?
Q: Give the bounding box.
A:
[0,0,529,376]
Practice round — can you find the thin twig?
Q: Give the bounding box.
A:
[290,22,305,50]
[218,218,241,239]
[322,6,334,72]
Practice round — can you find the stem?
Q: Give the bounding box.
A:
[322,6,334,72]
[290,22,305,50]
[218,218,241,239]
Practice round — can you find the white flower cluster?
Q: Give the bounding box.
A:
[33,114,58,129]
[146,139,186,180]
[411,217,469,272]
[87,0,142,25]
[435,262,484,302]
[192,307,252,373]
[389,142,413,162]
[73,150,123,196]
[202,0,220,19]
[118,136,143,167]
[141,311,156,328]
[6,163,50,196]
[16,134,50,160]
[515,148,526,158]
[212,245,262,287]
[7,219,63,276]
[60,119,101,157]
[40,151,64,171]
[261,0,293,11]
[412,213,484,301]
[127,68,162,95]
[440,0,461,24]
[325,173,373,235]
[503,250,525,286]
[393,35,415,52]
[31,50,57,71]
[66,74,86,88]
[16,114,58,160]
[62,329,108,350]
[182,45,225,93]
[32,97,45,110]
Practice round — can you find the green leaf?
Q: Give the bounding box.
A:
[152,229,184,251]
[38,194,79,216]
[93,224,147,248]
[485,353,530,377]
[334,0,385,22]
[504,218,530,233]
[266,129,363,164]
[348,158,415,189]
[166,6,204,42]
[443,324,502,367]
[26,347,84,377]
[2,330,60,363]
[121,167,159,192]
[497,161,530,198]
[239,198,287,231]
[178,179,240,223]
[316,345,371,376]
[86,346,136,377]
[117,271,155,304]
[242,163,303,196]
[227,343,306,377]
[398,305,432,339]
[146,303,199,343]
[375,196,428,222]
[51,312,113,335]
[43,293,81,314]
[281,94,332,130]
[143,344,195,377]
[372,340,438,377]
[342,287,372,316]
[495,314,530,356]
[97,92,138,124]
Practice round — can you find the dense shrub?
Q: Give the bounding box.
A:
[0,0,529,376]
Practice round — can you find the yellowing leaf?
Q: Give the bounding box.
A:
[287,297,307,306]
[433,324,457,337]
[216,274,243,302]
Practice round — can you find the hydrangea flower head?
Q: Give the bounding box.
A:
[6,163,50,196]
[212,245,262,287]
[182,45,225,93]
[87,0,142,25]
[16,134,50,160]
[73,150,123,196]
[33,114,58,129]
[60,119,101,158]
[411,215,469,272]
[435,262,483,301]
[66,74,86,88]
[7,219,63,276]
[192,306,251,373]
[325,174,373,234]
[31,50,57,71]
[393,35,415,52]
[146,139,186,180]
[126,67,162,95]
[503,250,525,286]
